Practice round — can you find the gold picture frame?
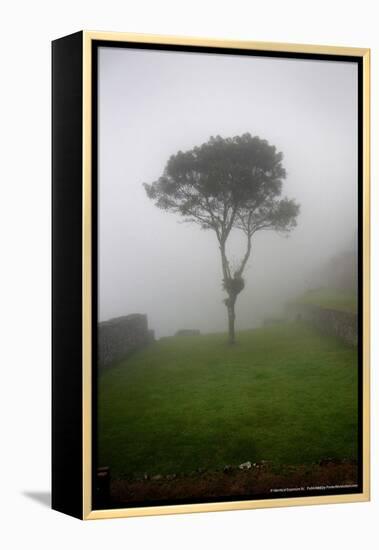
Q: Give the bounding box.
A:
[52,31,370,520]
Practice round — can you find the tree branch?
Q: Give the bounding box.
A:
[219,242,231,281]
[235,233,252,278]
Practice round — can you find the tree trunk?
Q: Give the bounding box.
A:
[227,300,236,345]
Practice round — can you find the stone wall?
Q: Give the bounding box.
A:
[287,303,357,346]
[98,314,154,367]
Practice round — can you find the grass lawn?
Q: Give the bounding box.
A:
[295,288,357,313]
[98,322,358,478]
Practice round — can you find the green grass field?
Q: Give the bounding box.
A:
[98,322,358,478]
[295,288,357,313]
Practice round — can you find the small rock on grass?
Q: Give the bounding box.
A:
[239,461,252,470]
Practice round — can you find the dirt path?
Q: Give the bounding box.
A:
[104,461,358,508]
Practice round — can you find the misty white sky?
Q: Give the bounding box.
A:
[98,46,358,337]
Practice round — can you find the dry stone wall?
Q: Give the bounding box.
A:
[98,314,154,367]
[287,303,357,346]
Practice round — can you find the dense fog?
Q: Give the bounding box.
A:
[98,46,358,337]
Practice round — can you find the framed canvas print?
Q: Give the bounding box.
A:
[52,31,370,520]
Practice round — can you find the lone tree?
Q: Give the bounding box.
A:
[144,134,300,344]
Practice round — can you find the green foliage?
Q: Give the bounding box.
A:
[98,322,358,477]
[144,133,300,238]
